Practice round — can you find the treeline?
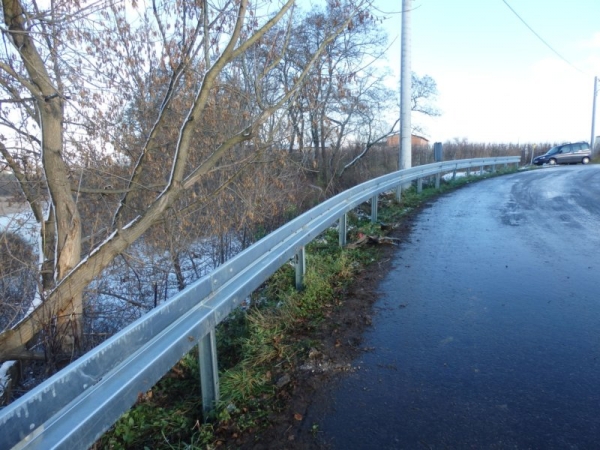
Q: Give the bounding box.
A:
[0,137,549,358]
[332,139,555,190]
[438,139,556,163]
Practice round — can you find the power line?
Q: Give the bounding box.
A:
[501,0,585,74]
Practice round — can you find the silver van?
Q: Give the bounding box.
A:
[533,142,591,166]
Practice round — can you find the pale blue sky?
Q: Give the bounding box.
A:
[374,0,600,143]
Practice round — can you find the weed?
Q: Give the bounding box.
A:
[216,308,249,369]
[311,423,320,437]
[219,366,273,405]
[96,356,204,450]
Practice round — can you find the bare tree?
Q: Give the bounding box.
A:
[278,7,441,191]
[282,5,388,189]
[338,72,440,178]
[411,72,440,117]
[0,0,367,363]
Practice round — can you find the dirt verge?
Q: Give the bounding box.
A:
[234,205,427,449]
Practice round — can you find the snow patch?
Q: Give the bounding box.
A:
[442,169,487,182]
[0,360,16,401]
[0,210,38,244]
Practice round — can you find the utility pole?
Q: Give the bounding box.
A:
[399,0,412,189]
[591,76,598,154]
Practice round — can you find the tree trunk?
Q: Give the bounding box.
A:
[40,101,83,351]
[172,252,186,292]
[3,0,83,353]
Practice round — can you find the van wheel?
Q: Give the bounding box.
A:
[548,158,557,165]
[582,157,590,164]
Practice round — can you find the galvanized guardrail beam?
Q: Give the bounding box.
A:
[0,156,520,450]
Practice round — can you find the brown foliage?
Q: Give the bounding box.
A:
[0,232,36,331]
[0,0,370,367]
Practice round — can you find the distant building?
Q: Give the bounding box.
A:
[386,134,430,148]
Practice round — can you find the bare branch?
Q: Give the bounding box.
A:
[339,118,400,177]
[0,140,44,223]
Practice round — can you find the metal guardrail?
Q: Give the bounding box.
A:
[0,156,520,449]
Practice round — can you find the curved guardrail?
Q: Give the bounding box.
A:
[0,156,520,449]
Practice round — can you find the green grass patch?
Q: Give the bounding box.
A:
[96,353,204,449]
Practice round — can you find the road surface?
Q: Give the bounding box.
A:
[309,165,600,449]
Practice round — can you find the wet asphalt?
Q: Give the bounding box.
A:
[310,165,600,449]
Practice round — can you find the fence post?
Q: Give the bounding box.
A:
[417,177,423,194]
[295,246,306,290]
[339,213,347,247]
[371,195,378,223]
[199,329,219,417]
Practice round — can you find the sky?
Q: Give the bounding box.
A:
[372,0,600,144]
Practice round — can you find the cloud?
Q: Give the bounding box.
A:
[424,57,594,144]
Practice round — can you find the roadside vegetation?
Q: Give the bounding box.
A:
[96,166,518,449]
[0,138,541,407]
[0,0,554,410]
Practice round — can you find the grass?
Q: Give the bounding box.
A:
[95,353,204,450]
[96,167,518,449]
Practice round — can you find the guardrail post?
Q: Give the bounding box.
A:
[417,177,423,194]
[371,195,378,223]
[480,165,484,175]
[435,172,441,189]
[295,246,306,290]
[492,164,497,173]
[339,213,347,247]
[199,329,219,416]
[466,167,471,177]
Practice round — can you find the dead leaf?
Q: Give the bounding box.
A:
[347,234,400,249]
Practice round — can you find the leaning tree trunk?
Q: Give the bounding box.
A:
[41,113,83,352]
[3,0,83,354]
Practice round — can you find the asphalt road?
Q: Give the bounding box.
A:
[310,165,600,449]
